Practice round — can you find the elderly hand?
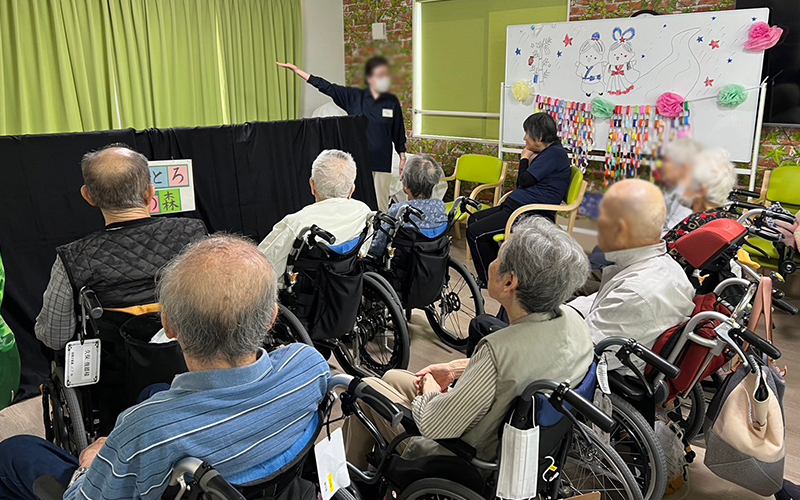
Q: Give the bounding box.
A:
[521,148,536,160]
[415,363,454,395]
[79,437,107,468]
[399,155,407,179]
[419,374,442,395]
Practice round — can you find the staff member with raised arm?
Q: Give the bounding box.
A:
[278,57,407,212]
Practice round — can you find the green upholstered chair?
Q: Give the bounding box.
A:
[493,166,587,244]
[442,154,507,241]
[744,166,800,270]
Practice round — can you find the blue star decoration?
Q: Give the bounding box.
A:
[663,24,667,28]
[728,58,733,63]
[557,51,562,57]
[712,16,717,20]
[515,48,521,55]
[752,17,757,21]
[641,54,646,58]
[697,36,704,42]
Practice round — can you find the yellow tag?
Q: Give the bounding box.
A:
[548,464,558,472]
[327,474,335,491]
[697,273,709,285]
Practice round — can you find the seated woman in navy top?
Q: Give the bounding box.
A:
[466,113,571,285]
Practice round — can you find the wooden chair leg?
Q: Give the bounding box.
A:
[455,222,462,240]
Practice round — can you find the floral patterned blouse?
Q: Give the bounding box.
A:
[663,208,733,270]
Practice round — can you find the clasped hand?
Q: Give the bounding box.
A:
[413,363,455,396]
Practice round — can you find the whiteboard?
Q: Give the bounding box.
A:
[503,9,768,162]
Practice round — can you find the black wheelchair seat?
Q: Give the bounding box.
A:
[608,370,649,401]
[383,453,486,495]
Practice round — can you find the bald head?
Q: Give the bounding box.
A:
[81,143,152,211]
[597,179,666,252]
[158,234,278,366]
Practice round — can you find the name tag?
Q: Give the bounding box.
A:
[382,108,393,118]
[315,428,350,500]
[65,339,101,388]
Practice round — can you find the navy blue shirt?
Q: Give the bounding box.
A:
[308,76,406,173]
[508,143,571,207]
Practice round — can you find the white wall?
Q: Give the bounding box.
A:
[300,0,345,118]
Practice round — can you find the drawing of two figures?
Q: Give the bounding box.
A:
[575,28,640,97]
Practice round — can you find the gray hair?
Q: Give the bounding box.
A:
[157,234,277,365]
[663,138,702,169]
[498,217,589,314]
[311,149,357,200]
[690,148,736,207]
[81,143,151,211]
[402,155,443,199]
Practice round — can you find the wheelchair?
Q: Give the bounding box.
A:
[32,374,363,500]
[364,196,486,351]
[607,219,784,453]
[41,288,187,456]
[266,222,410,377]
[336,369,644,500]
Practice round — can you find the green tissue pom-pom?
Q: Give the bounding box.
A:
[592,98,615,119]
[717,84,748,108]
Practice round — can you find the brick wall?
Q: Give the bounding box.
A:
[342,0,796,193]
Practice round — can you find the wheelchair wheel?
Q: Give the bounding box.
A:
[265,304,314,350]
[608,394,666,500]
[561,423,644,500]
[397,478,484,500]
[424,258,485,351]
[44,368,89,456]
[334,273,410,377]
[659,384,705,443]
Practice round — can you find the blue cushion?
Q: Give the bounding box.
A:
[327,237,361,255]
[534,362,597,428]
[420,224,448,238]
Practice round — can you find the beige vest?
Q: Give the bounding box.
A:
[461,306,593,460]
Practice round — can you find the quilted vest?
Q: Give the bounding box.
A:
[57,217,207,309]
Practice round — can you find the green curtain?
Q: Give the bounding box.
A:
[0,0,302,136]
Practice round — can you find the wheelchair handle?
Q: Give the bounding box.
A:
[730,189,762,200]
[349,377,404,428]
[309,225,336,246]
[773,298,798,316]
[397,205,426,223]
[748,226,784,242]
[730,327,782,360]
[594,338,680,380]
[80,289,103,320]
[520,380,615,433]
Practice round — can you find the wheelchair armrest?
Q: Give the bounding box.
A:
[33,476,68,500]
[400,406,419,435]
[436,439,477,461]
[607,371,648,402]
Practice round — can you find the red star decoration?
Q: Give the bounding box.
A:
[563,34,573,47]
[705,77,714,87]
[709,40,720,49]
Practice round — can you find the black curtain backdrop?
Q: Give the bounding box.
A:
[0,116,376,399]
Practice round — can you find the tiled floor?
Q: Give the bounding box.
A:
[1,238,798,499]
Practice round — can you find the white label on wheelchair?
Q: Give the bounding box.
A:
[496,422,539,500]
[64,339,101,388]
[314,428,350,500]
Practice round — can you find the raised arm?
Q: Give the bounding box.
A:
[277,62,311,81]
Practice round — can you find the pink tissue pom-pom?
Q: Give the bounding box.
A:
[656,92,684,118]
[744,21,783,51]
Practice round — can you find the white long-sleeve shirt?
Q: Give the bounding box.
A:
[257,197,372,278]
[569,242,695,371]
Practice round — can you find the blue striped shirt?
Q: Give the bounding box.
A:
[65,345,330,500]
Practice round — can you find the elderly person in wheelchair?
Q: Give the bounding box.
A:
[258,149,372,277]
[0,235,330,500]
[368,154,448,257]
[344,216,593,469]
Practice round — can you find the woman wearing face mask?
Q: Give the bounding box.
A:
[663,147,736,271]
[278,57,406,212]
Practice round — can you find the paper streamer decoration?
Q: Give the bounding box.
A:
[512,81,534,104]
[535,95,594,170]
[603,105,653,186]
[717,84,748,108]
[656,92,685,119]
[591,98,615,120]
[744,21,783,51]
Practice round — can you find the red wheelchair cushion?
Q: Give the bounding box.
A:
[675,218,747,269]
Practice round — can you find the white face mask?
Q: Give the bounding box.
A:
[373,76,391,93]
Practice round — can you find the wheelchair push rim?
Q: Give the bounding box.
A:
[334,273,410,377]
[424,258,484,351]
[395,478,485,500]
[561,424,644,500]
[606,394,666,500]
